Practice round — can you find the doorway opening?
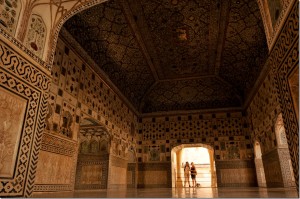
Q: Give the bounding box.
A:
[171,144,217,188]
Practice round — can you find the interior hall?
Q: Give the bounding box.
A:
[0,0,298,198]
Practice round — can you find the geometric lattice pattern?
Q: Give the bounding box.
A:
[138,111,253,163]
[63,0,268,113]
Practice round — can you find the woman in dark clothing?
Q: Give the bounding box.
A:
[190,162,197,187]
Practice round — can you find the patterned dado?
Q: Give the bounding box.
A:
[216,160,257,187]
[137,163,171,188]
[127,163,137,188]
[0,35,51,197]
[75,154,109,190]
[34,132,78,192]
[108,155,128,189]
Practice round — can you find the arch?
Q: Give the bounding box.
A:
[171,143,217,188]
[46,0,108,64]
[127,150,136,163]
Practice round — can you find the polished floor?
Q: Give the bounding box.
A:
[32,187,299,198]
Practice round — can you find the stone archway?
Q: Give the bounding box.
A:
[171,143,217,188]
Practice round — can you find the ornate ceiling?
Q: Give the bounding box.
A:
[63,0,268,113]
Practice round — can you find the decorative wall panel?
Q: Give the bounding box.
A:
[0,0,21,36]
[75,154,109,190]
[216,160,257,187]
[25,14,46,58]
[127,163,137,188]
[34,132,78,192]
[139,112,252,163]
[274,4,299,188]
[0,36,51,197]
[137,163,171,188]
[108,155,128,188]
[0,87,27,178]
[248,1,298,190]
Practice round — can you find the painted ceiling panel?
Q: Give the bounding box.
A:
[63,0,268,113]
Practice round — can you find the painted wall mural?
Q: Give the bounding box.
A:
[80,165,102,185]
[0,87,27,177]
[25,14,46,58]
[35,151,73,184]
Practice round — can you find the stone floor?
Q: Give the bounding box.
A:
[32,187,299,198]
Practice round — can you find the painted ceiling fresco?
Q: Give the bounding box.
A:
[63,0,268,113]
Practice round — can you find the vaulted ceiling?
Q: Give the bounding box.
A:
[63,0,268,114]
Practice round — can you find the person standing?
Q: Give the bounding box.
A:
[182,162,191,187]
[190,162,197,187]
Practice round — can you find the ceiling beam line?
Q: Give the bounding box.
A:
[157,75,216,82]
[214,0,231,75]
[119,0,160,81]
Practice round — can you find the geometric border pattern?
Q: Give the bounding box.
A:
[270,1,299,190]
[0,38,51,197]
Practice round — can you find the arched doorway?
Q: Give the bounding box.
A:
[75,118,111,190]
[171,143,217,188]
